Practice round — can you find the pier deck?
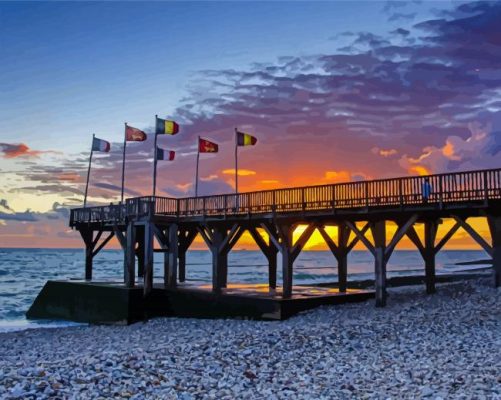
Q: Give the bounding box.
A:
[28,167,501,323]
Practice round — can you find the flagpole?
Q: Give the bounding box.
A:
[234,127,238,195]
[83,134,95,208]
[121,123,127,203]
[153,115,159,197]
[195,136,200,197]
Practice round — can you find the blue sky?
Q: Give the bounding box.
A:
[0,1,446,152]
[3,1,501,247]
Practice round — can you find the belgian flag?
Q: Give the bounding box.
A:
[156,117,179,135]
[236,131,257,146]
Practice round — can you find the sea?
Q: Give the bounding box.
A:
[0,248,490,332]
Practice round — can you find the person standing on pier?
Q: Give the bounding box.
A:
[422,177,433,203]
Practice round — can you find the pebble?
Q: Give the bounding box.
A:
[0,279,499,399]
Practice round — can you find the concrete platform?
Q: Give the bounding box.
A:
[26,280,375,324]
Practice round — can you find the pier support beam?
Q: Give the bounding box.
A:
[79,229,114,281]
[488,215,501,287]
[152,225,171,288]
[167,223,178,288]
[136,227,145,278]
[248,226,278,290]
[263,222,315,299]
[348,215,417,307]
[124,223,136,288]
[178,228,197,283]
[143,223,154,296]
[372,221,387,307]
[424,221,438,294]
[198,224,244,293]
[318,223,367,292]
[80,230,95,281]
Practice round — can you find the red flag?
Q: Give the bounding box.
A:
[199,138,218,153]
[125,126,147,141]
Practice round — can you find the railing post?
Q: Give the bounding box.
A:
[202,197,206,217]
[302,187,306,211]
[224,195,227,217]
[332,185,336,213]
[483,170,489,205]
[439,175,444,209]
[365,181,369,208]
[272,190,276,213]
[399,179,403,207]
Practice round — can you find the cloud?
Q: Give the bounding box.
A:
[222,169,256,176]
[372,147,398,157]
[399,116,501,174]
[388,12,417,22]
[0,143,58,159]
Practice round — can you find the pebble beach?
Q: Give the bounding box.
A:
[0,278,499,399]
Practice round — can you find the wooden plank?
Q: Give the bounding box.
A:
[385,214,418,259]
[424,220,438,294]
[92,232,114,257]
[405,226,425,257]
[113,226,126,250]
[487,215,501,287]
[453,216,493,256]
[260,222,281,251]
[124,223,135,288]
[346,221,375,256]
[434,221,461,253]
[143,223,154,296]
[152,224,168,250]
[371,221,387,307]
[291,224,316,261]
[197,225,213,248]
[346,222,369,252]
[167,223,178,288]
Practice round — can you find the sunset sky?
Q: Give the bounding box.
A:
[1,1,500,249]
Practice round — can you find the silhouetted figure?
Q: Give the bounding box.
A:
[422,177,432,203]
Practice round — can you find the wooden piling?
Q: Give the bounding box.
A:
[268,245,278,289]
[125,223,136,288]
[143,223,154,296]
[136,230,145,278]
[488,214,501,287]
[278,224,294,299]
[167,223,178,288]
[337,223,350,292]
[424,220,438,294]
[372,221,387,307]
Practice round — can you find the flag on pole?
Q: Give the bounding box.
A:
[156,117,179,135]
[126,126,147,141]
[92,137,111,152]
[157,147,175,161]
[199,138,218,153]
[236,131,257,146]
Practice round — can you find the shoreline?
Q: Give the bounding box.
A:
[0,268,492,334]
[0,277,499,398]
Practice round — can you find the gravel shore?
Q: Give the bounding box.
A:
[0,278,500,399]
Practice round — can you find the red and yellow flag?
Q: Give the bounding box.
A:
[236,131,257,146]
[125,125,147,141]
[199,138,218,153]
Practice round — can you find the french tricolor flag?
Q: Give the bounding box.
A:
[157,147,175,161]
[92,137,111,152]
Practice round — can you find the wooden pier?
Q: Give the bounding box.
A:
[28,168,501,322]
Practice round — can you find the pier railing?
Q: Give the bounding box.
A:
[70,168,501,224]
